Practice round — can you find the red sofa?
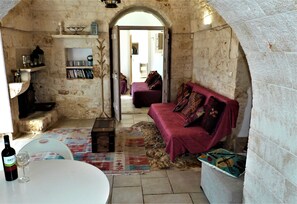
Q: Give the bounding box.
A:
[148,82,239,161]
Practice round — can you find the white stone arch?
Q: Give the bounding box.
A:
[108,6,172,28]
[207,1,297,203]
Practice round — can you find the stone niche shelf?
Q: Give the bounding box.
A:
[12,66,47,82]
[9,66,46,99]
[51,34,98,39]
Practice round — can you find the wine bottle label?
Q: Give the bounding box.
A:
[3,155,16,167]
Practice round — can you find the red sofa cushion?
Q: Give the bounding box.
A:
[181,91,205,117]
[201,96,226,134]
[175,83,191,104]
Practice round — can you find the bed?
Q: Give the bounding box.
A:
[131,82,162,108]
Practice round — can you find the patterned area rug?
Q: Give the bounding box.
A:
[135,122,201,170]
[38,121,201,174]
[38,125,150,175]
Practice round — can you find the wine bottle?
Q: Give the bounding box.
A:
[1,135,18,181]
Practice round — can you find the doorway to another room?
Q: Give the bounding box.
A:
[119,28,164,114]
[111,11,170,120]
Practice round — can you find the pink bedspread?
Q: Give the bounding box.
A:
[131,82,162,108]
[148,82,239,161]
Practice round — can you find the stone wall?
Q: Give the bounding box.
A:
[206,0,297,203]
[1,0,34,134]
[190,1,251,148]
[2,0,193,121]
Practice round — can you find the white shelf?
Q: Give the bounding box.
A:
[18,66,47,72]
[9,81,30,99]
[12,66,47,82]
[52,35,98,39]
[66,66,93,69]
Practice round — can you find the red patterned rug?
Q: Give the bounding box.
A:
[38,124,150,175]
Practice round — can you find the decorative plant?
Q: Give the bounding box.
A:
[94,38,110,118]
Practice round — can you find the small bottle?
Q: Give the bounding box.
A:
[1,135,18,181]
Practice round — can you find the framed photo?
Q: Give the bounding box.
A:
[132,43,138,55]
[155,33,163,53]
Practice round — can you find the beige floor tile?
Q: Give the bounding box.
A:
[107,175,114,189]
[107,176,114,204]
[111,187,143,204]
[167,170,202,193]
[134,119,146,124]
[133,114,149,120]
[142,177,172,195]
[120,119,134,124]
[121,114,134,119]
[141,170,167,178]
[113,174,141,187]
[118,123,134,128]
[190,192,209,204]
[77,119,95,127]
[147,117,154,122]
[51,118,79,128]
[144,194,193,204]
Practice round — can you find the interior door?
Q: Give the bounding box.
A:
[162,27,170,103]
[111,26,121,121]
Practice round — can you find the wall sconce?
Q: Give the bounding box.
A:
[203,10,212,26]
[101,0,121,8]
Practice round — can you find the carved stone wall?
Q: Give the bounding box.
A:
[190,1,251,149]
[1,0,33,134]
[2,0,194,121]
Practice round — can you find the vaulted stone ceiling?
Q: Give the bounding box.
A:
[0,0,20,20]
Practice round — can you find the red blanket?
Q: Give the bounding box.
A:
[131,82,162,108]
[148,82,239,161]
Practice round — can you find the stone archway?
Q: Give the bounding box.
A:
[205,1,297,203]
[108,6,172,119]
[109,6,171,28]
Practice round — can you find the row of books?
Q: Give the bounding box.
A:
[66,69,94,79]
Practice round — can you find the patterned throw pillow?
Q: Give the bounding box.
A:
[198,148,246,178]
[181,92,205,117]
[173,97,189,112]
[201,96,225,134]
[176,83,192,104]
[184,106,205,127]
[120,73,126,80]
[149,75,162,90]
[145,71,160,86]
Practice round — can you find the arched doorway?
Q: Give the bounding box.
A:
[109,10,171,121]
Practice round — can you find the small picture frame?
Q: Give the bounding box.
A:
[91,21,98,35]
[132,43,138,55]
[155,33,163,53]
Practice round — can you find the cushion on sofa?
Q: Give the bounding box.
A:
[149,75,162,90]
[145,71,160,86]
[173,97,189,112]
[198,148,246,178]
[176,83,192,104]
[181,92,205,117]
[184,106,205,127]
[201,96,226,134]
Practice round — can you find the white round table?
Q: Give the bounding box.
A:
[0,160,110,204]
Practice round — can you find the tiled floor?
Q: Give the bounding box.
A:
[1,95,209,203]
